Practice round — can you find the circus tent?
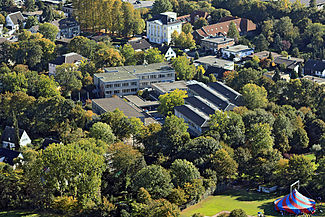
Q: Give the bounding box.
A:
[274,189,316,214]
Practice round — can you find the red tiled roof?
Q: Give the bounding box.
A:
[196,29,209,37]
[197,17,256,38]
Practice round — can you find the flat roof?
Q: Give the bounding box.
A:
[201,37,234,44]
[303,75,325,85]
[195,56,234,68]
[151,81,187,94]
[224,45,252,53]
[124,95,160,108]
[92,97,145,118]
[104,62,173,75]
[94,70,138,83]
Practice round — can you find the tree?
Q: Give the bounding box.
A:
[286,155,314,186]
[120,44,136,66]
[182,23,193,34]
[157,115,190,157]
[230,209,247,217]
[68,36,98,60]
[309,0,316,8]
[313,156,325,197]
[151,0,173,15]
[0,14,5,25]
[158,89,187,116]
[170,159,200,187]
[55,63,83,96]
[133,165,173,199]
[246,123,274,156]
[148,198,180,217]
[227,21,240,41]
[42,5,54,22]
[182,136,221,170]
[262,20,274,43]
[172,55,196,80]
[27,73,60,98]
[193,17,208,30]
[273,67,281,82]
[210,149,238,181]
[39,23,59,41]
[290,127,309,152]
[25,16,39,29]
[24,0,35,11]
[273,114,293,153]
[94,47,124,68]
[145,48,164,64]
[242,83,268,109]
[254,34,269,51]
[89,122,116,144]
[211,8,231,23]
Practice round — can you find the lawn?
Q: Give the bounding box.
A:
[0,211,61,217]
[305,153,316,162]
[181,189,282,217]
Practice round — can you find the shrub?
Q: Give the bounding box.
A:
[229,209,247,217]
[51,196,79,215]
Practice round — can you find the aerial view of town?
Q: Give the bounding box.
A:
[0,0,324,216]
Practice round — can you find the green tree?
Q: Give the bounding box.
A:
[133,165,173,199]
[309,0,316,8]
[27,73,60,98]
[242,83,268,109]
[313,156,325,197]
[210,8,231,23]
[262,20,274,43]
[42,5,54,22]
[120,44,136,66]
[254,34,269,51]
[210,148,238,181]
[193,17,208,30]
[230,209,247,217]
[145,48,164,64]
[68,36,98,60]
[148,198,180,217]
[55,63,83,96]
[89,122,116,144]
[25,16,39,29]
[151,0,173,15]
[24,0,35,11]
[170,159,200,187]
[0,14,5,25]
[286,155,314,186]
[246,123,274,156]
[172,55,196,80]
[38,23,59,41]
[227,21,240,41]
[182,23,193,34]
[158,89,187,116]
[0,72,28,93]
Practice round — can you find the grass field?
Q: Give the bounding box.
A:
[181,189,282,217]
[0,211,61,217]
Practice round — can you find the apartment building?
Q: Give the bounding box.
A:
[94,63,175,98]
[146,12,182,45]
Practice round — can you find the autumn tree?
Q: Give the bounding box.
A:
[55,63,83,96]
[158,89,187,116]
[227,21,240,41]
[38,23,59,41]
[172,55,196,80]
[242,83,268,109]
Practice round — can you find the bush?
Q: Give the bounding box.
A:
[51,196,79,215]
[229,209,247,217]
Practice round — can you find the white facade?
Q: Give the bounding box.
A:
[146,12,182,45]
[2,131,31,150]
[6,12,24,31]
[164,47,177,61]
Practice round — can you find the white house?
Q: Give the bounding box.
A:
[0,148,23,167]
[221,45,254,61]
[48,52,85,76]
[146,12,182,45]
[6,11,25,32]
[159,46,176,61]
[1,126,31,150]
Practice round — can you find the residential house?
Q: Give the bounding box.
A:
[62,4,74,17]
[158,46,176,61]
[1,126,31,150]
[194,56,234,78]
[221,45,254,61]
[146,12,182,45]
[6,11,25,32]
[303,59,325,77]
[94,63,175,97]
[274,56,304,73]
[250,51,281,60]
[200,36,235,54]
[129,38,152,52]
[22,11,43,21]
[151,81,188,96]
[48,52,85,76]
[92,96,156,125]
[0,148,23,166]
[127,0,154,9]
[193,16,256,43]
[174,81,242,136]
[52,18,80,39]
[0,24,3,37]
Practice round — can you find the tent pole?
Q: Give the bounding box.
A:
[290,180,300,193]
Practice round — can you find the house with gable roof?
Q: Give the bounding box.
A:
[6,11,25,32]
[1,126,31,150]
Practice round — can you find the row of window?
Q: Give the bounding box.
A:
[141,74,173,79]
[105,88,138,95]
[105,82,138,89]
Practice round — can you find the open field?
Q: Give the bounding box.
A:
[181,189,325,217]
